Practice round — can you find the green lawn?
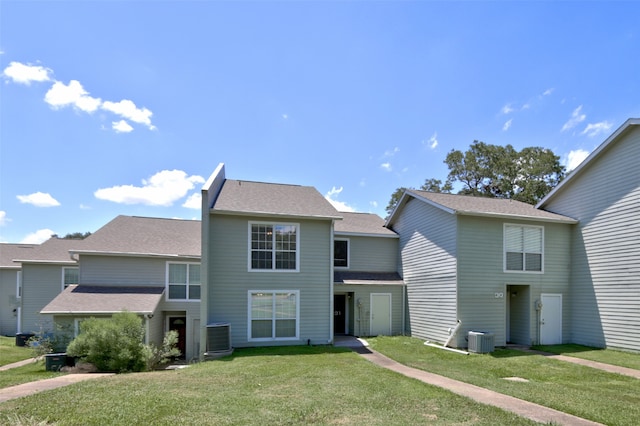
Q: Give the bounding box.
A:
[369,336,640,426]
[0,345,536,426]
[533,343,640,369]
[0,336,34,366]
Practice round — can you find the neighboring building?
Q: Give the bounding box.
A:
[386,191,577,347]
[0,243,37,336]
[200,164,404,355]
[537,118,640,352]
[41,216,202,360]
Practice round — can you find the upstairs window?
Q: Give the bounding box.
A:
[505,224,543,272]
[334,239,349,268]
[167,263,201,301]
[62,267,79,291]
[249,223,299,271]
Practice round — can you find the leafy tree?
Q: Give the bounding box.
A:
[386,141,565,214]
[63,231,92,239]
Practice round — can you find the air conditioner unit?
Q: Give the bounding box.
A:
[205,322,233,359]
[468,331,495,353]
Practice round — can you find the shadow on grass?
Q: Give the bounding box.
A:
[531,344,604,355]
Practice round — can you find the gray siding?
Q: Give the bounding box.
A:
[457,216,572,347]
[20,264,65,334]
[334,283,404,336]
[390,198,458,344]
[0,270,19,335]
[207,215,333,347]
[80,255,167,286]
[543,126,640,351]
[337,235,398,272]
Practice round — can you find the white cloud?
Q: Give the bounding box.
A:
[94,170,205,206]
[21,229,56,244]
[324,186,355,212]
[370,200,378,209]
[17,192,61,207]
[112,120,134,133]
[182,193,202,209]
[503,119,513,131]
[561,105,586,132]
[501,104,514,114]
[102,99,155,130]
[581,121,612,138]
[563,149,590,172]
[3,61,51,85]
[383,147,400,157]
[79,204,92,210]
[380,162,392,172]
[44,80,102,113]
[424,132,438,149]
[0,211,7,226]
[542,88,554,96]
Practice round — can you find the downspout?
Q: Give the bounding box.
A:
[401,284,406,335]
[444,319,462,348]
[328,220,335,344]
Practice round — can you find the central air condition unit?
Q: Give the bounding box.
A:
[205,322,233,359]
[468,331,495,353]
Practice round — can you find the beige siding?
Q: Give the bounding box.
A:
[334,283,404,336]
[207,215,333,347]
[389,198,458,344]
[339,236,398,272]
[457,216,572,347]
[20,264,66,334]
[1,270,19,335]
[543,126,640,351]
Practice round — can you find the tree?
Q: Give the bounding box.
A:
[386,141,565,214]
[63,231,92,239]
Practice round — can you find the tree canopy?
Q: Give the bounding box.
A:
[386,141,565,215]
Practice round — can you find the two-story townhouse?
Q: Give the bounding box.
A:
[0,243,37,336]
[537,118,640,352]
[386,191,577,348]
[41,215,202,360]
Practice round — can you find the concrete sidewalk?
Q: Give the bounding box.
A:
[0,373,113,403]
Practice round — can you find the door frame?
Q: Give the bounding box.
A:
[540,293,562,345]
[333,294,348,335]
[167,315,187,359]
[370,293,392,336]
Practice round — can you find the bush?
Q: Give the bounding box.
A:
[144,330,181,370]
[67,311,147,373]
[28,321,73,358]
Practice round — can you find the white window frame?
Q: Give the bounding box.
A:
[16,271,22,299]
[334,238,350,269]
[248,222,300,272]
[503,223,544,274]
[61,267,79,291]
[166,262,201,302]
[247,290,300,342]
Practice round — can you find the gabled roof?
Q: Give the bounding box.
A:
[537,118,640,209]
[387,190,577,226]
[14,238,85,265]
[334,212,398,238]
[212,179,341,220]
[0,243,38,268]
[73,215,200,258]
[41,285,164,315]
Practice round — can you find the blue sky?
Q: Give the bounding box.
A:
[1,1,639,244]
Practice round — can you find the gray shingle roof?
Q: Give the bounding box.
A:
[334,212,398,237]
[41,285,164,314]
[75,216,200,258]
[405,190,577,223]
[334,271,404,285]
[212,179,341,219]
[14,238,85,264]
[0,243,38,268]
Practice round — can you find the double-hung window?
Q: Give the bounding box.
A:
[249,222,299,271]
[167,262,201,301]
[248,291,299,341]
[504,224,543,272]
[334,239,349,268]
[62,267,79,291]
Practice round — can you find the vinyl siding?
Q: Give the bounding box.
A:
[80,255,167,286]
[20,264,66,334]
[207,215,333,347]
[390,198,458,344]
[334,283,404,336]
[542,126,640,351]
[457,216,572,347]
[337,235,398,272]
[0,270,19,335]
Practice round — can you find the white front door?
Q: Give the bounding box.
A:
[540,293,562,344]
[370,293,391,336]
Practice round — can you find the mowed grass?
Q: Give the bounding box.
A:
[369,336,640,426]
[0,345,536,426]
[533,343,640,370]
[0,336,34,366]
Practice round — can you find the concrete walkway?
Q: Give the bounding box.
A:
[522,349,640,379]
[0,373,113,403]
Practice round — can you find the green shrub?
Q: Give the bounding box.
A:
[144,329,181,370]
[67,311,147,373]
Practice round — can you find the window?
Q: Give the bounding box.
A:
[248,291,299,341]
[334,239,349,268]
[16,271,22,299]
[249,223,299,271]
[62,267,79,291]
[167,263,201,301]
[504,224,543,272]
